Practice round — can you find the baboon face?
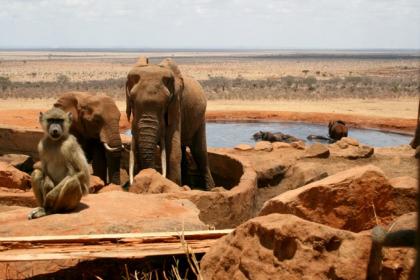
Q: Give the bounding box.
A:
[40,107,72,141]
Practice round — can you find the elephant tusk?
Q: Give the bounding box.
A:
[160,136,167,178]
[103,143,122,152]
[129,139,134,185]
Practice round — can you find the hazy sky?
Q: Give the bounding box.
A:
[0,0,419,49]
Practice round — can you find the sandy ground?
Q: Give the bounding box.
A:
[0,98,417,119]
[0,98,417,133]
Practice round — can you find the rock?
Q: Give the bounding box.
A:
[98,183,123,193]
[341,137,359,146]
[253,159,289,187]
[0,189,36,208]
[272,142,292,149]
[0,154,34,173]
[291,140,305,150]
[380,212,417,280]
[259,165,417,233]
[200,214,371,280]
[329,142,374,159]
[415,146,420,158]
[254,141,273,152]
[389,176,417,190]
[234,144,253,151]
[0,162,31,190]
[282,162,328,190]
[89,175,105,193]
[129,168,187,194]
[304,143,330,158]
[336,140,349,149]
[0,191,207,236]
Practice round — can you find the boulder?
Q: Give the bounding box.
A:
[234,144,253,151]
[254,141,273,152]
[97,183,123,193]
[389,176,417,190]
[291,140,305,150]
[89,175,105,193]
[0,154,34,173]
[272,142,292,149]
[201,214,371,280]
[341,137,359,146]
[259,165,417,232]
[0,162,31,190]
[253,159,289,187]
[129,168,188,194]
[304,143,330,158]
[329,142,374,159]
[282,162,328,190]
[381,212,417,280]
[0,189,36,208]
[0,191,207,237]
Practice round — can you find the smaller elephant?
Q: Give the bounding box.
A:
[54,92,122,185]
[307,134,331,142]
[328,120,348,141]
[253,131,301,143]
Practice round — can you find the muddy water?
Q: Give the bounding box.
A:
[125,121,413,148]
[205,121,412,148]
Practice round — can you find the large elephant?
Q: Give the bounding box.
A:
[410,98,420,149]
[328,120,348,141]
[54,92,122,185]
[126,57,215,190]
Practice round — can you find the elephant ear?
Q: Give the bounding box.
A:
[53,92,80,125]
[159,58,184,127]
[135,56,149,66]
[125,72,141,121]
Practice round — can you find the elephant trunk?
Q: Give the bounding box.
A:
[137,117,159,170]
[100,119,122,185]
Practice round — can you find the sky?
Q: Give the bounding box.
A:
[0,0,419,49]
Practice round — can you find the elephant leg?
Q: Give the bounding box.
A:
[92,142,107,183]
[166,130,182,186]
[106,150,121,185]
[190,123,215,190]
[181,145,190,186]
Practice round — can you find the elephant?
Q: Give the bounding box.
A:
[125,57,215,190]
[410,97,420,149]
[253,131,301,143]
[307,134,331,142]
[54,92,122,185]
[328,120,348,141]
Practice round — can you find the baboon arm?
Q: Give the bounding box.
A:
[64,141,90,187]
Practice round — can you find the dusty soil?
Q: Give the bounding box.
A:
[0,99,416,134]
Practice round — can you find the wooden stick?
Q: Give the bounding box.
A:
[0,230,232,262]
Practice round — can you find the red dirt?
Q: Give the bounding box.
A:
[0,109,415,134]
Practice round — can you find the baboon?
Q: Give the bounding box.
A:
[28,107,90,219]
[328,120,348,141]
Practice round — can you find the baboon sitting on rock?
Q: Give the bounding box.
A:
[28,108,89,219]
